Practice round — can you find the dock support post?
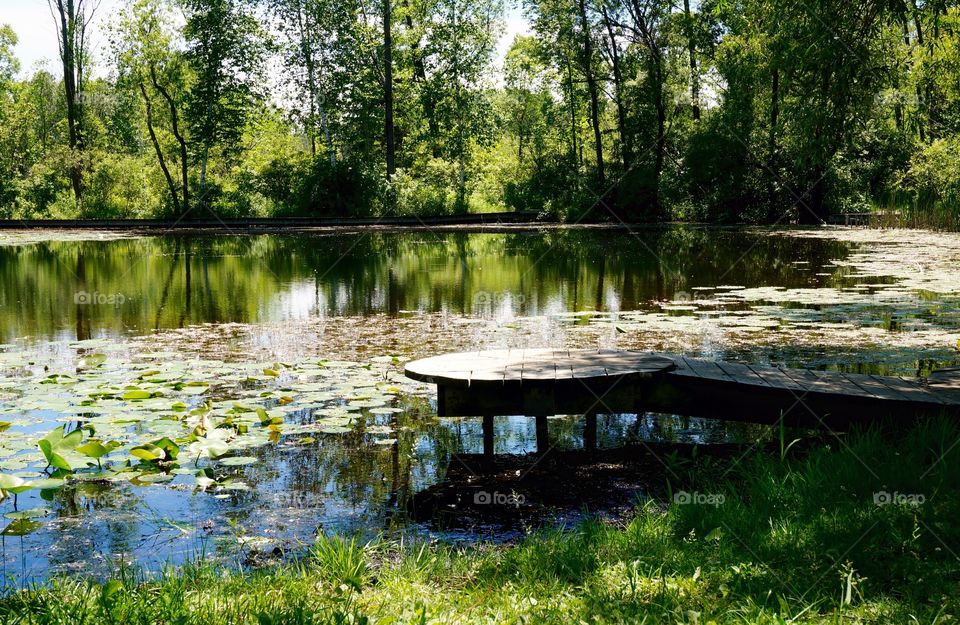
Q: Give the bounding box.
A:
[482,415,494,456]
[584,413,597,450]
[535,415,549,455]
[436,385,447,416]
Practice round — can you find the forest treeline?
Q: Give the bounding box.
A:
[0,0,958,223]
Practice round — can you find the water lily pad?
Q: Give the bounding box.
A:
[136,472,175,484]
[218,456,258,467]
[5,507,51,520]
[122,390,153,401]
[29,478,66,490]
[1,518,42,536]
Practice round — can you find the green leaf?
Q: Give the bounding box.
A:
[137,472,174,484]
[0,474,25,491]
[101,579,124,605]
[153,437,180,461]
[38,426,82,471]
[130,445,164,462]
[29,478,66,491]
[77,441,118,459]
[130,438,179,463]
[122,390,153,401]
[1,519,42,536]
[218,456,258,467]
[4,508,51,520]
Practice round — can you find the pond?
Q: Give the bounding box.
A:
[1,225,959,585]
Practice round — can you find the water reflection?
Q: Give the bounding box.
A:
[0,228,854,343]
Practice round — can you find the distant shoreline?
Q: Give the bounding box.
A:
[0,212,548,232]
[0,214,878,235]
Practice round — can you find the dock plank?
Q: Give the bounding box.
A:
[874,376,946,404]
[841,372,912,403]
[715,362,771,387]
[680,357,733,382]
[747,365,807,392]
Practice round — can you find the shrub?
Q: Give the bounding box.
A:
[78,152,161,218]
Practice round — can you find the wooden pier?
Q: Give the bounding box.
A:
[404,349,960,435]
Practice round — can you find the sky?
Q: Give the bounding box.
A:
[0,0,528,78]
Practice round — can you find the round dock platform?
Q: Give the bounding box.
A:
[404,348,677,388]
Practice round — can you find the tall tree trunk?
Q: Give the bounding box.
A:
[401,0,438,147]
[52,0,85,201]
[296,0,336,167]
[894,20,910,132]
[601,5,630,167]
[911,0,928,142]
[682,0,700,121]
[652,55,666,211]
[453,0,466,212]
[296,1,317,157]
[401,0,427,81]
[577,0,605,185]
[384,0,396,179]
[318,99,336,167]
[139,82,181,214]
[563,52,580,168]
[766,68,780,222]
[151,65,190,214]
[628,0,665,212]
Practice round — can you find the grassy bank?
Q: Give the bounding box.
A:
[2,419,958,624]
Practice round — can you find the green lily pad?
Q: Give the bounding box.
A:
[1,518,42,536]
[4,507,51,520]
[218,456,258,467]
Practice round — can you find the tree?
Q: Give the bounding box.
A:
[575,0,605,184]
[49,0,95,201]
[425,0,502,210]
[183,0,269,204]
[503,35,553,164]
[112,0,190,214]
[268,0,344,165]
[616,0,672,215]
[384,0,396,179]
[0,25,17,87]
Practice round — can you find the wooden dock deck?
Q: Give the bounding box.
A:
[404,349,960,431]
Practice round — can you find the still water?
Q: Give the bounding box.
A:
[0,226,958,583]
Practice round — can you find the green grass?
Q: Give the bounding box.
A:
[2,418,958,624]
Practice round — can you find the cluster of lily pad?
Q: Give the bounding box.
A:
[0,344,425,534]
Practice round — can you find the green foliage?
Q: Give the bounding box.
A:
[0,25,19,86]
[183,0,269,165]
[37,426,83,471]
[391,159,465,216]
[79,151,163,218]
[2,0,960,222]
[309,534,370,591]
[900,137,960,221]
